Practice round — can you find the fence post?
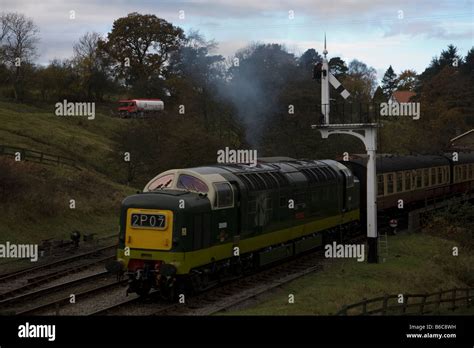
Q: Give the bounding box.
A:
[451,289,457,311]
[436,291,442,313]
[339,305,348,316]
[362,298,367,315]
[382,295,389,315]
[419,295,427,314]
[402,295,409,314]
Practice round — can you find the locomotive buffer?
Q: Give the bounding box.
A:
[312,35,379,263]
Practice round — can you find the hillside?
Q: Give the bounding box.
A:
[0,100,136,244]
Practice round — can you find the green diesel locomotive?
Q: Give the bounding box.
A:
[109,158,360,298]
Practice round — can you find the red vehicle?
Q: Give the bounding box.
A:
[118,99,164,118]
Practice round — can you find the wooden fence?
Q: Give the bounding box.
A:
[337,287,473,315]
[0,145,79,169]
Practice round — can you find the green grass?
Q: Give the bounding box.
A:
[0,100,128,180]
[223,233,474,315]
[0,100,137,244]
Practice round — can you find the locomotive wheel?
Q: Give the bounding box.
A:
[159,277,176,301]
[136,281,151,297]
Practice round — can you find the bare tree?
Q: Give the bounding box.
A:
[73,32,101,62]
[1,13,39,100]
[0,13,9,42]
[73,32,113,100]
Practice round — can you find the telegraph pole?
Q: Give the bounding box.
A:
[312,36,379,263]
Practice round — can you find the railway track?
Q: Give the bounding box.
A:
[82,235,366,316]
[0,244,116,284]
[153,252,326,316]
[15,278,127,315]
[0,255,114,301]
[0,271,111,313]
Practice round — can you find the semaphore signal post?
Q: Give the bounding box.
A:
[312,35,379,263]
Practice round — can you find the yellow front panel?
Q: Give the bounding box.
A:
[125,208,173,250]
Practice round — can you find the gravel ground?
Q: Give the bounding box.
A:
[3,265,116,313]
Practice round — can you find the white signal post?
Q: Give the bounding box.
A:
[321,35,330,124]
[312,35,379,263]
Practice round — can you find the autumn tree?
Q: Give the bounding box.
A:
[98,13,184,96]
[298,48,322,72]
[397,69,417,91]
[329,57,348,79]
[342,59,377,102]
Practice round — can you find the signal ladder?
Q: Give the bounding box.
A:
[378,231,389,262]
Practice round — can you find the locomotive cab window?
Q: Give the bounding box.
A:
[148,174,175,191]
[177,174,209,193]
[213,182,234,208]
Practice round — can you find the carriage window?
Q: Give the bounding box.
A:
[396,173,403,192]
[431,168,436,186]
[404,172,411,191]
[148,174,174,190]
[214,182,233,208]
[437,167,443,184]
[387,174,394,194]
[423,169,429,187]
[416,170,422,188]
[377,175,384,196]
[177,174,209,193]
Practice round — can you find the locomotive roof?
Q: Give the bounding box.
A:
[444,152,474,164]
[346,154,451,173]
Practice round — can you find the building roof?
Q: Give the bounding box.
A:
[392,91,416,103]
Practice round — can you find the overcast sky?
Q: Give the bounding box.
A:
[3,0,473,80]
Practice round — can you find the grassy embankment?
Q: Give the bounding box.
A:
[0,100,136,244]
[223,232,473,315]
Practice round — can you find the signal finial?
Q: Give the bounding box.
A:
[323,33,328,58]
